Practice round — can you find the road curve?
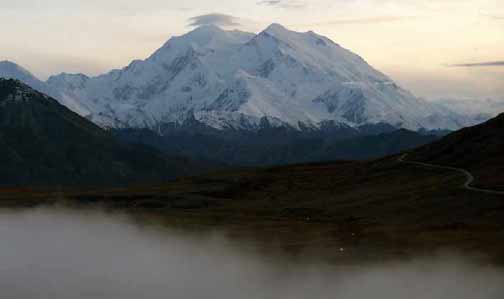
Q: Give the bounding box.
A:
[398,154,504,196]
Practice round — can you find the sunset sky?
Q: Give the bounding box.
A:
[1,0,503,99]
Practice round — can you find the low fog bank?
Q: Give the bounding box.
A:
[0,208,503,299]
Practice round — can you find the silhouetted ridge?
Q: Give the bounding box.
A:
[0,79,197,187]
[410,113,504,189]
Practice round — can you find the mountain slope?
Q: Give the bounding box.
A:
[0,79,196,187]
[435,98,504,122]
[43,24,470,131]
[410,113,504,190]
[319,129,439,161]
[0,61,48,94]
[113,124,440,166]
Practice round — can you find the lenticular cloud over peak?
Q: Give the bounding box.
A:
[188,13,242,28]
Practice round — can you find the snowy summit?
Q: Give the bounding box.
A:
[1,25,472,131]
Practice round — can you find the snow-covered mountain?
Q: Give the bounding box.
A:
[434,98,504,123]
[0,61,48,94]
[2,24,474,131]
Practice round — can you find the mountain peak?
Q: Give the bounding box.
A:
[0,60,18,67]
[264,23,289,33]
[185,25,254,41]
[186,24,227,37]
[0,60,33,77]
[36,24,469,132]
[0,60,19,66]
[0,61,48,94]
[155,24,254,56]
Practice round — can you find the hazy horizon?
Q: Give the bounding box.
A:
[1,0,503,99]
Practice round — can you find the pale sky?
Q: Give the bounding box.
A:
[1,0,503,99]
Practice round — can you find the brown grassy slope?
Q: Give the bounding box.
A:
[46,155,503,229]
[1,154,504,263]
[19,156,497,262]
[409,113,504,190]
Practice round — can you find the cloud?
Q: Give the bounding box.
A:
[188,13,241,27]
[450,61,504,67]
[257,0,306,9]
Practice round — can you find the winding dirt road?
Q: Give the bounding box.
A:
[398,154,504,196]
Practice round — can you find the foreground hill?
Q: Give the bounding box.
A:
[56,114,504,260]
[0,79,197,187]
[0,112,503,262]
[18,150,501,262]
[410,113,504,190]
